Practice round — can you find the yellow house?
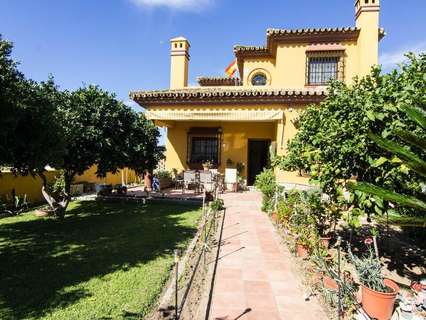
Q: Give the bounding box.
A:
[130,0,384,187]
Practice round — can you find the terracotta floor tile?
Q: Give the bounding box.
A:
[216,267,243,279]
[247,310,282,320]
[241,269,268,281]
[243,280,272,294]
[245,293,278,311]
[209,192,328,320]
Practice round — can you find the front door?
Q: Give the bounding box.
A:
[247,139,270,186]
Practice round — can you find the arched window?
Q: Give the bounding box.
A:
[251,73,268,86]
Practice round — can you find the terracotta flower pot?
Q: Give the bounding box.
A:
[271,212,278,223]
[320,236,332,249]
[323,275,338,291]
[144,172,152,192]
[361,278,399,320]
[296,243,309,257]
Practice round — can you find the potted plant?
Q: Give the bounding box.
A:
[226,158,234,168]
[295,234,311,258]
[156,170,173,189]
[287,191,317,257]
[349,238,399,320]
[305,190,338,249]
[254,169,277,213]
[236,162,246,191]
[202,160,213,171]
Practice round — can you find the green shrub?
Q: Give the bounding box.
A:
[255,169,277,212]
[209,198,224,211]
[155,170,172,180]
[47,170,66,199]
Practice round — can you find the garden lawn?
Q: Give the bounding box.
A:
[0,200,201,320]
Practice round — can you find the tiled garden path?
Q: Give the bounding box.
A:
[209,191,328,320]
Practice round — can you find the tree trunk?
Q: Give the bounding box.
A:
[39,172,47,187]
[61,170,74,215]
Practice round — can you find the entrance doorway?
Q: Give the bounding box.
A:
[247,139,270,186]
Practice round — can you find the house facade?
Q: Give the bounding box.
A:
[131,0,383,187]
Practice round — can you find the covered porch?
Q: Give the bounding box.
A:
[131,87,326,187]
[153,116,280,186]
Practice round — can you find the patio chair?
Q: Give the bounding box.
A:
[173,169,184,190]
[183,170,200,194]
[199,171,214,192]
[215,173,225,194]
[225,168,238,192]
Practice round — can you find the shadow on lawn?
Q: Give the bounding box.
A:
[0,201,200,319]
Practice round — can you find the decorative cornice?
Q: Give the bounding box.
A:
[130,87,327,106]
[197,77,242,87]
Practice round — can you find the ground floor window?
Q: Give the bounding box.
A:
[190,137,219,164]
[187,127,222,166]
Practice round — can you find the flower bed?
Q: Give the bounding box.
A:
[260,187,425,320]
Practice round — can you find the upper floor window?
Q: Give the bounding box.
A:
[251,73,268,86]
[307,57,340,85]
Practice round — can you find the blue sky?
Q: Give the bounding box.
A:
[1,0,425,143]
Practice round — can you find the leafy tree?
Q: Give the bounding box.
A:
[1,35,164,218]
[55,86,163,214]
[0,35,64,177]
[277,53,425,215]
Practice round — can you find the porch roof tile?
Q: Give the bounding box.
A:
[130,87,327,106]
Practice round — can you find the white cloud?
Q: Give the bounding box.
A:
[380,42,426,69]
[129,0,213,11]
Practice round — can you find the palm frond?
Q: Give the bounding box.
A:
[401,105,426,130]
[348,182,426,211]
[394,129,426,150]
[369,133,426,178]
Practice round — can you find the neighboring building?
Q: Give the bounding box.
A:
[131,0,383,187]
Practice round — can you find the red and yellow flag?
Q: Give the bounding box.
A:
[225,59,238,77]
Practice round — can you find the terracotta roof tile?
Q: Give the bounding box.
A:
[130,87,327,106]
[266,26,358,36]
[234,27,385,57]
[197,76,242,86]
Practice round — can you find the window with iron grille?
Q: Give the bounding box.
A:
[190,137,219,164]
[307,57,340,85]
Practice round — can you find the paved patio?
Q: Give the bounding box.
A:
[209,191,328,320]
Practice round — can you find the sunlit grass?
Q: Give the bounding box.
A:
[0,200,201,319]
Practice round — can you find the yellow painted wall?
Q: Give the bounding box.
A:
[165,120,275,177]
[0,167,139,205]
[170,37,190,89]
[242,41,360,88]
[74,166,139,186]
[239,3,380,87]
[356,1,380,76]
[160,103,313,185]
[0,171,57,204]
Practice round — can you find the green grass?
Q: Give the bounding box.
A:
[0,200,201,320]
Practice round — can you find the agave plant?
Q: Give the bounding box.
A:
[349,244,388,293]
[349,104,426,211]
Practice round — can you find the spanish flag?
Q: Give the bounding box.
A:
[225,59,238,77]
